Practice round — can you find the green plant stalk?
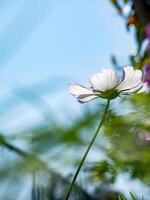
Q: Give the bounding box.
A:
[65,99,110,200]
[0,138,27,157]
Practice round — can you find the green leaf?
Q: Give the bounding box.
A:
[130,192,137,200]
[118,195,123,200]
[120,194,127,200]
[118,194,127,200]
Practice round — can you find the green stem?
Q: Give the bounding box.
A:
[65,99,110,200]
[0,135,28,157]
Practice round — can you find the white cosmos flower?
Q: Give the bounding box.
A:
[68,66,146,103]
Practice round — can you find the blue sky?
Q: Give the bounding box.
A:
[0,0,136,130]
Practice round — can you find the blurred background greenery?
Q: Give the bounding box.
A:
[0,0,150,199]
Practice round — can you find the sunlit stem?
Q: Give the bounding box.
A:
[65,99,110,200]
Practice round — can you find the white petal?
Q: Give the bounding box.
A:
[120,82,146,95]
[68,84,94,96]
[137,82,147,93]
[117,66,143,91]
[90,68,118,91]
[68,84,98,103]
[77,95,98,103]
[121,83,143,94]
